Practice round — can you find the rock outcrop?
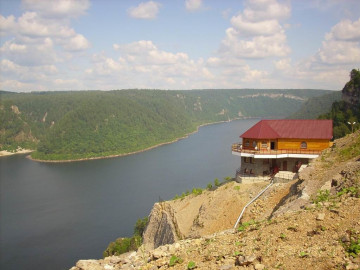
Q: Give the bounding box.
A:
[342,69,360,105]
[142,202,183,250]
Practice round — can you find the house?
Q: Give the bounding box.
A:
[232,119,333,183]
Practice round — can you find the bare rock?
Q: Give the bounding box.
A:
[316,213,325,221]
[142,202,183,250]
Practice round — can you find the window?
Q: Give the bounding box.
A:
[261,141,267,148]
[253,141,257,148]
[301,141,307,149]
[245,140,250,147]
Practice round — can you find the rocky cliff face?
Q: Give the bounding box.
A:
[142,202,183,250]
[342,69,360,105]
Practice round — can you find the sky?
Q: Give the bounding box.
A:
[0,0,359,92]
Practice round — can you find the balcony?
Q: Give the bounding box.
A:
[231,143,321,159]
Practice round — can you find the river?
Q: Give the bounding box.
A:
[0,119,258,270]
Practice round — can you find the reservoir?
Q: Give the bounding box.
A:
[0,119,258,270]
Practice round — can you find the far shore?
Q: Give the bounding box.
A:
[15,117,257,163]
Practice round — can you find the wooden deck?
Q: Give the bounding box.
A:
[231,143,322,156]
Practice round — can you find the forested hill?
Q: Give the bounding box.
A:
[0,89,332,160]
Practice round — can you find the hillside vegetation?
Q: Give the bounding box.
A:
[319,69,360,138]
[289,90,342,119]
[0,89,330,160]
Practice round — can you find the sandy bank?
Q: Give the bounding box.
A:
[0,149,34,157]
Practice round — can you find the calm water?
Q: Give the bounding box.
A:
[0,119,257,270]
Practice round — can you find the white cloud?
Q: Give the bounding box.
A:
[314,18,360,65]
[127,1,161,19]
[22,0,90,19]
[330,18,360,41]
[63,34,90,51]
[218,0,290,59]
[274,58,291,70]
[185,0,202,12]
[0,38,59,66]
[231,16,282,37]
[242,0,290,21]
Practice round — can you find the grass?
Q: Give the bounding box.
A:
[238,219,258,232]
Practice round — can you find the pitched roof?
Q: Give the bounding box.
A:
[240,119,333,139]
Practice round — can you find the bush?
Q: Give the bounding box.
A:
[134,216,149,236]
[207,183,213,189]
[187,261,196,269]
[312,190,330,204]
[214,178,220,187]
[192,188,203,196]
[169,255,183,266]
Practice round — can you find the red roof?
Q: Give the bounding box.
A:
[240,119,333,139]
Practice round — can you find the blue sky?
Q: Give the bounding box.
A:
[0,0,359,91]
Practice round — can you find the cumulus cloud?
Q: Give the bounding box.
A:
[22,0,90,19]
[185,0,202,12]
[315,18,360,65]
[330,18,360,41]
[219,0,291,60]
[127,1,161,19]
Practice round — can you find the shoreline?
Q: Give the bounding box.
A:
[0,149,34,157]
[25,117,256,163]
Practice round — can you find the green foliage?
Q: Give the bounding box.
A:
[279,233,287,240]
[207,183,213,189]
[299,251,309,258]
[223,176,232,182]
[234,185,241,191]
[341,230,360,257]
[0,89,330,160]
[187,261,196,269]
[103,236,141,257]
[338,133,360,161]
[312,190,330,204]
[237,220,257,232]
[169,255,183,267]
[134,216,149,237]
[290,91,342,119]
[337,186,360,198]
[214,178,220,187]
[103,216,147,257]
[192,188,203,196]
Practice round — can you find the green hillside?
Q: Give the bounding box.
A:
[318,69,360,139]
[289,91,342,119]
[0,89,331,160]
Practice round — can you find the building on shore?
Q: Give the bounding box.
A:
[232,119,333,183]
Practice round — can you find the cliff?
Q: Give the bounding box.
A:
[342,69,360,106]
[71,130,360,270]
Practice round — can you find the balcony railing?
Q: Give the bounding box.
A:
[231,143,322,156]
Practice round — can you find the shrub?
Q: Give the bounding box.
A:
[192,188,203,196]
[312,190,330,204]
[169,255,183,266]
[134,216,149,237]
[207,183,213,189]
[187,261,196,269]
[214,178,220,187]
